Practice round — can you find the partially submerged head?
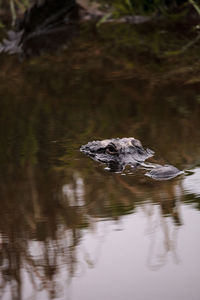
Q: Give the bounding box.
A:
[80,137,183,179]
[80,137,154,170]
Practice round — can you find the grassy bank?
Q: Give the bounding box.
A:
[0,0,200,27]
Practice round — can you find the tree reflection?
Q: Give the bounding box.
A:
[145,200,182,271]
[116,174,183,270]
[0,158,188,299]
[0,27,200,298]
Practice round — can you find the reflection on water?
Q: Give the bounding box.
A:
[183,167,200,196]
[0,23,200,300]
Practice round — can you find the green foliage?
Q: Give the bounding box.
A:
[0,0,199,25]
[189,0,200,14]
[0,0,29,9]
[111,0,189,16]
[0,0,29,25]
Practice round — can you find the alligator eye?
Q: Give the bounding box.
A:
[106,144,118,155]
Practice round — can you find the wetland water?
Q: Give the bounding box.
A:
[0,22,200,300]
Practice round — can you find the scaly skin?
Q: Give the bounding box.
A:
[80,137,183,180]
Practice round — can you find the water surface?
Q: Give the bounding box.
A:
[0,22,200,300]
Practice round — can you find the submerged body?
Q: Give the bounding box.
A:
[80,137,183,180]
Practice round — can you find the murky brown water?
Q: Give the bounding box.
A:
[0,22,200,300]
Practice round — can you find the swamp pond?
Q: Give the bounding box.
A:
[0,20,200,300]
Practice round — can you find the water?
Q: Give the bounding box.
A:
[0,22,200,300]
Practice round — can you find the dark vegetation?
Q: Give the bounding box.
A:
[0,0,199,60]
[0,0,199,57]
[0,0,199,26]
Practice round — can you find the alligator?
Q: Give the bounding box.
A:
[80,137,183,180]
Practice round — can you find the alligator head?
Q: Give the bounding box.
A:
[80,137,183,179]
[80,137,154,171]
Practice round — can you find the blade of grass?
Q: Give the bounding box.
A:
[10,0,17,26]
[188,0,200,15]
